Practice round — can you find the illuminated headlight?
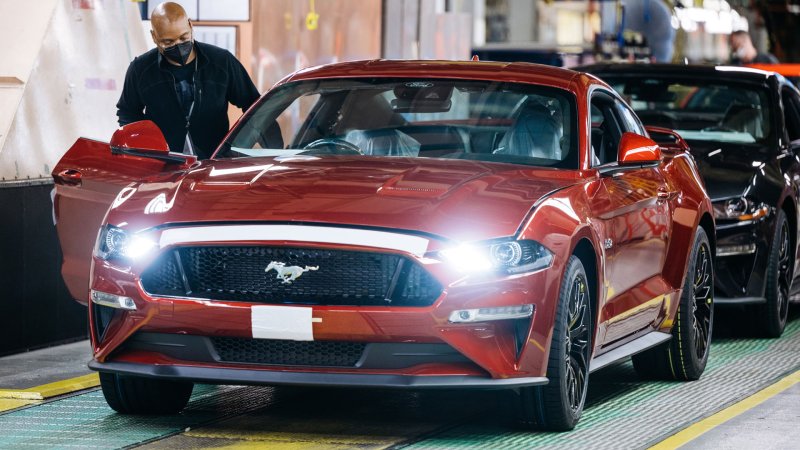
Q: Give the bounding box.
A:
[91,290,136,310]
[439,240,553,274]
[449,304,534,323]
[95,225,157,262]
[713,197,769,221]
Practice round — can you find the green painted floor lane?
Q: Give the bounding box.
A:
[0,310,797,449]
[399,310,800,449]
[0,384,491,450]
[141,387,487,449]
[0,385,280,449]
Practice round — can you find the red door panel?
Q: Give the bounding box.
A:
[589,168,671,345]
[52,138,177,305]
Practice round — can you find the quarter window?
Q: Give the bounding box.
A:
[616,100,646,134]
[590,94,623,166]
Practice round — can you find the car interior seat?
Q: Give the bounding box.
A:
[721,103,763,138]
[344,128,421,157]
[494,103,562,160]
[399,125,470,157]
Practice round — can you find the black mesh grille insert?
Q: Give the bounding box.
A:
[211,337,366,367]
[140,246,442,306]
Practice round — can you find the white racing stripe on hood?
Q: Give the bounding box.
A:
[158,225,430,257]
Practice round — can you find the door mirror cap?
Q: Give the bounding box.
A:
[110,120,170,154]
[110,120,194,165]
[618,132,661,164]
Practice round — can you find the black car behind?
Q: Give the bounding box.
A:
[579,63,800,337]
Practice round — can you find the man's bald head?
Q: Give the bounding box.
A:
[150,2,195,65]
[151,2,189,27]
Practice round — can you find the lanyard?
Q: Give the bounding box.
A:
[183,57,199,155]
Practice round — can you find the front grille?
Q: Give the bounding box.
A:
[211,337,366,367]
[140,246,442,306]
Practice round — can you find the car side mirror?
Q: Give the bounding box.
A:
[644,125,690,153]
[618,132,661,164]
[110,120,192,164]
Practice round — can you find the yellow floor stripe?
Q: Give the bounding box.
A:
[184,420,435,447]
[185,429,407,446]
[649,369,800,450]
[0,373,99,400]
[0,398,38,413]
[164,413,450,449]
[197,441,382,450]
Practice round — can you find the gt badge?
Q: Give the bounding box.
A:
[265,261,319,284]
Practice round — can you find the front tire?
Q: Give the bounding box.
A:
[632,227,713,380]
[516,256,591,431]
[99,372,193,414]
[759,210,791,338]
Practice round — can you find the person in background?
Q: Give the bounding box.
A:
[729,30,779,65]
[116,1,260,159]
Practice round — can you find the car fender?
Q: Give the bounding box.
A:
[515,184,606,366]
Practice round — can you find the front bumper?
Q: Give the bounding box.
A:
[713,215,773,300]
[88,226,566,382]
[88,359,549,389]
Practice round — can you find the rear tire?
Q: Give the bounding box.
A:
[633,227,713,381]
[99,372,193,414]
[759,210,791,338]
[515,256,591,431]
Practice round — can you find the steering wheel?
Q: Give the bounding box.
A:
[302,138,362,155]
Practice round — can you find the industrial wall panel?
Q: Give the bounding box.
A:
[0,183,86,356]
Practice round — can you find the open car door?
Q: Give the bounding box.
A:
[52,121,195,305]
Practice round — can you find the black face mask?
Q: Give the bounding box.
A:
[162,40,193,66]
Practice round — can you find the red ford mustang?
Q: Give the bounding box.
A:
[53,60,715,430]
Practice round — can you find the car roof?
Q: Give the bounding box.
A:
[280,59,588,92]
[576,63,775,84]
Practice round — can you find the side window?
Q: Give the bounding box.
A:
[616,100,646,135]
[590,94,623,166]
[781,88,800,142]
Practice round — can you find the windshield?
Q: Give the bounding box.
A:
[601,76,773,145]
[217,78,578,169]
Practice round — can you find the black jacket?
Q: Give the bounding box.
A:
[116,42,260,159]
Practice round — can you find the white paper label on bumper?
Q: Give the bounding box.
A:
[251,305,314,341]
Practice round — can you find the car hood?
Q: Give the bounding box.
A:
[109,156,579,242]
[687,140,771,201]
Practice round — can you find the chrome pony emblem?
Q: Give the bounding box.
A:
[265,261,319,284]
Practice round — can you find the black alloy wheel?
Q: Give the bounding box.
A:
[565,274,591,413]
[760,210,791,338]
[777,220,792,325]
[692,239,713,361]
[515,255,592,431]
[632,226,713,381]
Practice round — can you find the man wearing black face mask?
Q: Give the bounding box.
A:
[116,2,260,158]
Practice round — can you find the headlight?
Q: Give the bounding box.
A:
[439,239,553,274]
[95,225,157,262]
[713,197,769,221]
